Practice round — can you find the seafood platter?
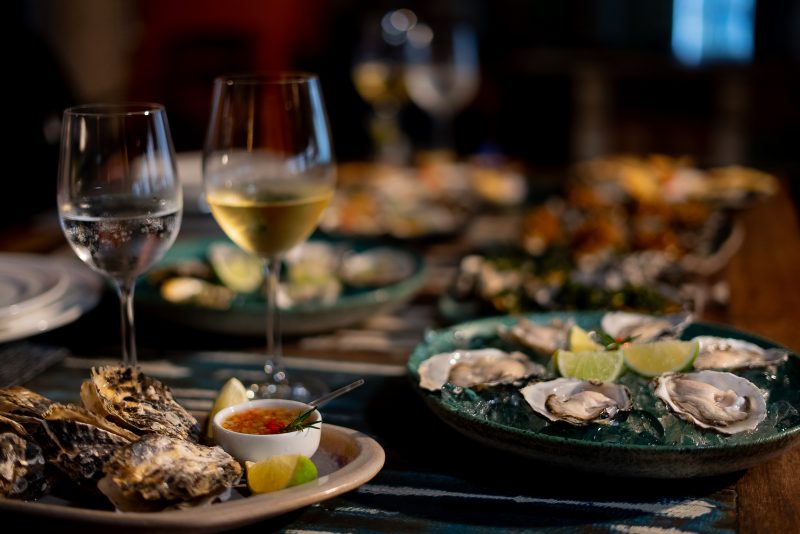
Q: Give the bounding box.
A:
[407,310,800,478]
[0,366,384,530]
[319,157,527,240]
[137,236,427,335]
[441,155,778,322]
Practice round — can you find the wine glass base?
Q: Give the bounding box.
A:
[251,374,329,403]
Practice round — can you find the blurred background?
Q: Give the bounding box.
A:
[8,0,800,223]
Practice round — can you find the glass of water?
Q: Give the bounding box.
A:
[57,103,182,367]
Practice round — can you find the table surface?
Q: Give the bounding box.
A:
[1,183,799,533]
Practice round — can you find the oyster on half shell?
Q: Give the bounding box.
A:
[418,348,545,391]
[498,317,574,356]
[601,311,692,343]
[654,370,767,434]
[692,336,788,370]
[520,378,632,426]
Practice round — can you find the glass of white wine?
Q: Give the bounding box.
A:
[57,103,183,367]
[203,73,336,400]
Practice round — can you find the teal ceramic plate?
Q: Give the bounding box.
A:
[407,311,800,478]
[138,237,427,336]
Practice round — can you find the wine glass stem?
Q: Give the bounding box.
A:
[264,257,285,384]
[433,114,455,151]
[115,280,137,367]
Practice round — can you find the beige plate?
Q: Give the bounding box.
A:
[0,424,385,533]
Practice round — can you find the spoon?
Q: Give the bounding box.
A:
[308,378,365,408]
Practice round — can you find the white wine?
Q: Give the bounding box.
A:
[207,186,333,258]
[61,199,181,280]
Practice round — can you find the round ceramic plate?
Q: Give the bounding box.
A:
[0,424,385,533]
[0,255,71,322]
[137,237,427,335]
[407,311,800,478]
[0,256,102,344]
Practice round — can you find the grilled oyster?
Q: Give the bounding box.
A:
[654,370,767,434]
[521,378,632,426]
[498,317,574,356]
[0,432,49,500]
[98,434,242,512]
[692,336,788,370]
[81,366,200,441]
[601,311,692,343]
[418,348,545,391]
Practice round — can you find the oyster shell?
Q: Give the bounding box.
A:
[520,378,632,426]
[0,432,50,500]
[654,370,767,434]
[498,317,574,356]
[418,348,545,391]
[98,434,242,512]
[0,386,54,417]
[692,336,788,370]
[601,311,692,343]
[81,366,200,442]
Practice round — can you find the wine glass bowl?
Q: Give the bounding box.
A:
[57,103,182,367]
[203,73,336,400]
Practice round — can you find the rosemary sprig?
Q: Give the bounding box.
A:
[283,407,321,433]
[594,330,637,350]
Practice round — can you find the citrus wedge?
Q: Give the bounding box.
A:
[246,454,318,494]
[206,377,250,439]
[622,340,700,377]
[568,325,602,352]
[208,242,263,293]
[555,349,624,382]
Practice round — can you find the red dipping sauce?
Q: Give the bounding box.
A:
[222,407,300,435]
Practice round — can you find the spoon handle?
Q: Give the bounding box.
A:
[309,378,365,408]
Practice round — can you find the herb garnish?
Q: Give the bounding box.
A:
[283,407,321,433]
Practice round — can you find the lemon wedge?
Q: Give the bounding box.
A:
[208,242,263,293]
[568,325,602,352]
[206,377,250,439]
[622,340,700,377]
[246,455,318,494]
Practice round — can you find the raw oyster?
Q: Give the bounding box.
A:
[521,378,632,426]
[418,348,545,391]
[339,247,415,287]
[0,432,50,500]
[81,366,200,442]
[654,370,767,434]
[98,434,242,512]
[601,311,692,343]
[0,386,54,417]
[498,317,574,356]
[692,336,789,370]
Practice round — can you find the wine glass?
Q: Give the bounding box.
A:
[404,19,480,151]
[203,73,336,401]
[57,103,182,367]
[351,9,414,163]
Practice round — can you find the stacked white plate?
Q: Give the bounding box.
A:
[0,254,103,343]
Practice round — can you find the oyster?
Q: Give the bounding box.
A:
[601,311,692,343]
[499,317,574,356]
[692,336,788,370]
[339,247,415,287]
[0,386,54,417]
[418,349,545,391]
[81,366,200,442]
[654,370,767,434]
[521,378,632,426]
[0,432,50,500]
[98,434,242,512]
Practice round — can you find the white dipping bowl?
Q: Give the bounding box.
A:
[213,399,322,463]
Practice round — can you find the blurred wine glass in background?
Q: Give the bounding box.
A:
[404,18,480,153]
[351,9,415,163]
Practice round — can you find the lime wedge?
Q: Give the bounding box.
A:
[568,325,602,352]
[555,349,624,381]
[208,243,263,293]
[246,455,318,494]
[622,340,700,377]
[206,377,250,439]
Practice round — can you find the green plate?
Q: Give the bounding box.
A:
[138,236,427,336]
[407,311,800,478]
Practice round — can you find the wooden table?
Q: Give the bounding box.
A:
[1,184,798,532]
